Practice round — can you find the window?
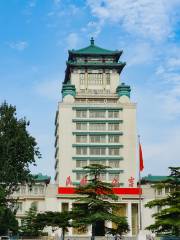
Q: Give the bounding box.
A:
[109,160,120,168]
[89,110,106,118]
[109,173,119,181]
[90,147,106,155]
[76,123,87,130]
[76,160,87,168]
[108,135,119,143]
[90,160,105,165]
[21,186,26,194]
[90,135,106,143]
[76,110,87,118]
[109,148,120,155]
[76,135,87,143]
[165,187,170,194]
[16,202,23,213]
[88,73,103,85]
[89,123,106,131]
[100,173,106,181]
[80,73,85,85]
[31,201,38,210]
[33,186,38,194]
[108,123,119,131]
[39,185,44,194]
[76,173,86,181]
[106,73,110,85]
[76,147,87,155]
[62,202,69,212]
[157,189,162,195]
[108,111,119,118]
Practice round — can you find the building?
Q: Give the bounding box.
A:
[54,38,141,237]
[13,39,169,238]
[13,174,58,227]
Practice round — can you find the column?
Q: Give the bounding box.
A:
[127,202,132,236]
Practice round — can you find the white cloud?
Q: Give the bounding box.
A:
[87,0,180,41]
[8,41,29,51]
[125,42,154,66]
[66,33,79,50]
[35,78,61,101]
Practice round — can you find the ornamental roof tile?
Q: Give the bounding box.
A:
[33,173,51,183]
[142,175,169,183]
[68,38,122,59]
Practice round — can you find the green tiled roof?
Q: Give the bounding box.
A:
[33,173,51,183]
[142,175,169,183]
[68,38,122,57]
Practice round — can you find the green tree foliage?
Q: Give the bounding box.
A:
[145,167,180,237]
[71,164,129,240]
[0,102,41,235]
[35,211,72,240]
[0,102,41,197]
[21,203,41,236]
[0,207,18,235]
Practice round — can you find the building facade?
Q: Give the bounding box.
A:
[54,39,141,237]
[55,38,137,188]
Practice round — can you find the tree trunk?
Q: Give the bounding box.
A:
[62,228,65,240]
[91,223,95,240]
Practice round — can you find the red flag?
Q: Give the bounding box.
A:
[66,176,72,186]
[139,143,144,171]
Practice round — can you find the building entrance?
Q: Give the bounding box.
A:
[94,220,105,236]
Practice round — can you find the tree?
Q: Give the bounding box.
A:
[20,203,41,236]
[0,102,41,198]
[35,211,72,240]
[71,164,129,240]
[145,167,180,237]
[0,101,41,235]
[0,207,18,235]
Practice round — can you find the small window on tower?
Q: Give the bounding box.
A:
[80,73,85,85]
[106,73,110,85]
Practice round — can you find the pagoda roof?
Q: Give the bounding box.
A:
[68,38,122,61]
[141,175,169,183]
[33,173,51,184]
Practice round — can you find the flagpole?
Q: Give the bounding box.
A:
[138,135,142,231]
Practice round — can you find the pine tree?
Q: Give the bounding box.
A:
[71,164,129,240]
[35,211,72,240]
[145,167,180,237]
[21,203,41,236]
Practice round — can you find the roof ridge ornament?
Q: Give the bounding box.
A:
[90,37,94,46]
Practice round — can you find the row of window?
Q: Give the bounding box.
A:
[76,110,119,118]
[15,201,38,213]
[80,73,110,85]
[76,135,120,143]
[76,160,120,168]
[76,147,120,156]
[76,172,120,181]
[76,123,120,131]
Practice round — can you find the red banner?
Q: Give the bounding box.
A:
[58,187,142,195]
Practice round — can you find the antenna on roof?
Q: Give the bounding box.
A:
[90,37,94,46]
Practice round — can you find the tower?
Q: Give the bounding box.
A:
[54,39,140,236]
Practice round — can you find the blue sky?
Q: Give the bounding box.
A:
[0,0,180,179]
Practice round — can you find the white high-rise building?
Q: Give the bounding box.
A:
[55,38,140,236]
